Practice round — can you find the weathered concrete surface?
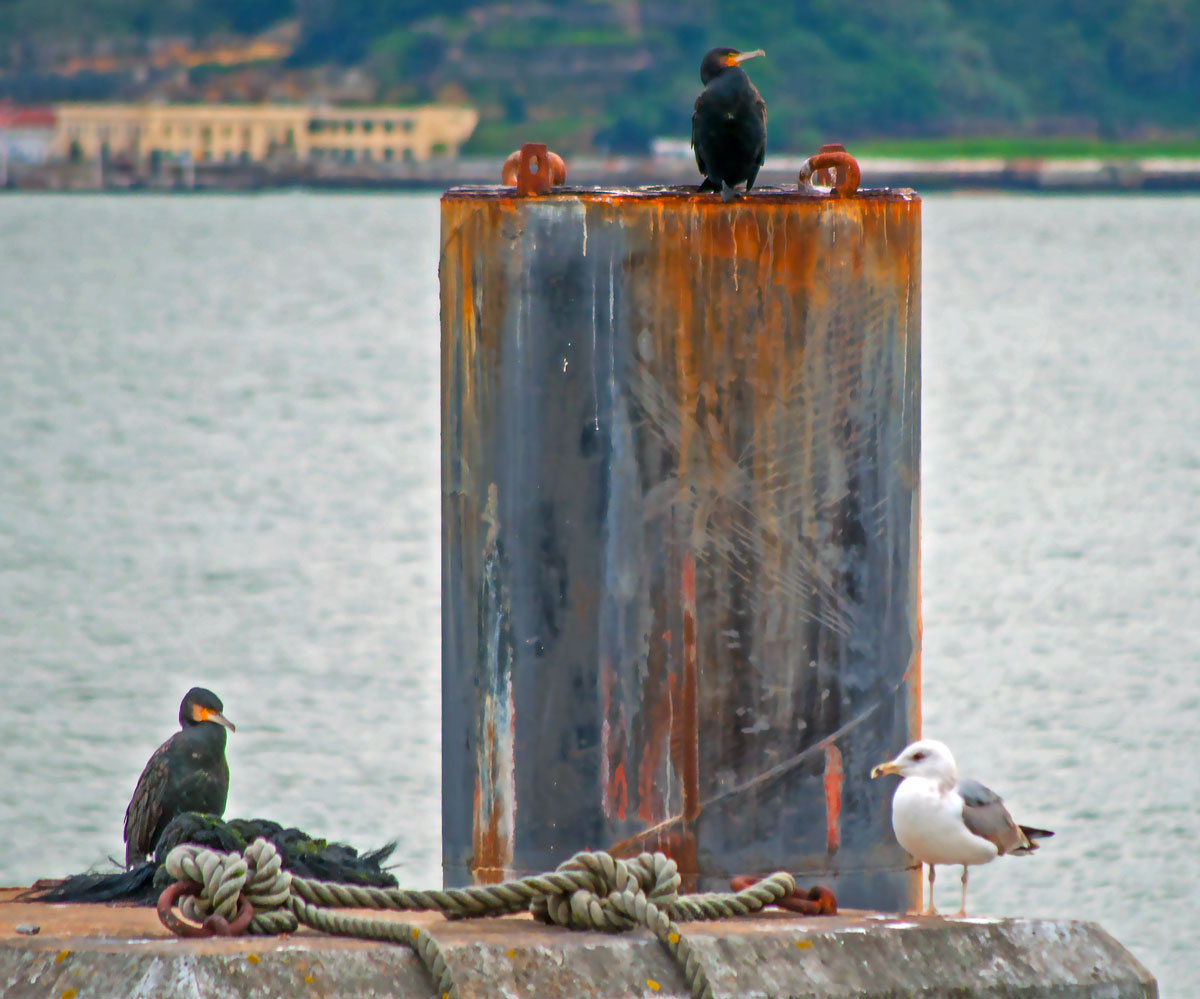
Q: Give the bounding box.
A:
[1,890,1156,998]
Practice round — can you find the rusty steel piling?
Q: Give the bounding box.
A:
[440,147,921,910]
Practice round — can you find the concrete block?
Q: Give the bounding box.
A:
[0,890,1156,998]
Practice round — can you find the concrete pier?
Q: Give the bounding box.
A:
[0,890,1156,998]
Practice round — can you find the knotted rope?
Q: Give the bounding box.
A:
[161,839,798,999]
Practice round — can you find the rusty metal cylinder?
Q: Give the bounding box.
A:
[440,182,921,909]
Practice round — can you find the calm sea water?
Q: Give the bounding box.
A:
[1,193,1197,995]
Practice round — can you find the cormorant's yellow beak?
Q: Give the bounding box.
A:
[730,49,765,66]
[870,760,901,779]
[196,706,236,732]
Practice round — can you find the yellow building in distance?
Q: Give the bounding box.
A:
[52,103,479,164]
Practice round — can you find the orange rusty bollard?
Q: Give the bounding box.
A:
[441,178,921,912]
[501,143,566,195]
[798,145,861,198]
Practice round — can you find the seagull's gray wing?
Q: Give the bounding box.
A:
[957,777,1029,856]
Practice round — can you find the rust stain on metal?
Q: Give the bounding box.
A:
[471,716,512,885]
[823,744,843,855]
[610,762,628,821]
[637,670,675,826]
[601,662,630,823]
[442,184,920,905]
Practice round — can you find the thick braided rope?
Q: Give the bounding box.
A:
[166,840,457,996]
[290,897,457,999]
[525,851,793,999]
[667,872,795,920]
[290,865,600,917]
[163,841,797,999]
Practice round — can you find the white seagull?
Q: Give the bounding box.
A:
[870,739,1053,915]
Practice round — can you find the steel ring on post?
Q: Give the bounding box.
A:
[797,150,861,198]
[501,143,566,194]
[157,880,254,938]
[812,142,845,187]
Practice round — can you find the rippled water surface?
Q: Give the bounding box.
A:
[1,193,1196,995]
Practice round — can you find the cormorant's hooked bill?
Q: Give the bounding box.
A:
[692,47,768,202]
[122,687,235,868]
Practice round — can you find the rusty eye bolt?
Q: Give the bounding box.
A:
[502,143,567,195]
[798,143,861,198]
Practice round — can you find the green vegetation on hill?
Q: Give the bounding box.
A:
[2,0,1198,154]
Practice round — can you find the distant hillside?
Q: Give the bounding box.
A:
[2,0,1197,154]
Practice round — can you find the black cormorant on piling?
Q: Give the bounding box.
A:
[123,687,235,867]
[691,47,767,201]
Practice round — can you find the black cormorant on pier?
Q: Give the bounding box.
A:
[691,47,767,201]
[123,687,235,867]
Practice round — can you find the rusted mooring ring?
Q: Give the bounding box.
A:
[157,879,254,938]
[798,144,861,198]
[502,143,567,195]
[729,875,838,915]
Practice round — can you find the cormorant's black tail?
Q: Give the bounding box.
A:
[21,813,400,905]
[20,862,157,905]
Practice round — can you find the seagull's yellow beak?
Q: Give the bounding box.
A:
[870,760,902,779]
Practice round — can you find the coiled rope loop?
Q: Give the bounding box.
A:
[161,839,797,999]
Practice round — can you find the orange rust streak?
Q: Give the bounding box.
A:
[637,674,674,824]
[471,719,509,885]
[823,744,843,855]
[611,762,628,822]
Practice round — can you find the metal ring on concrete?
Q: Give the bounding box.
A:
[157,880,254,938]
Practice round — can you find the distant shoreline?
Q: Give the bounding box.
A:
[5,153,1200,193]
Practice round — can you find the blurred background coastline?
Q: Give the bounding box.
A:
[3,0,1200,190]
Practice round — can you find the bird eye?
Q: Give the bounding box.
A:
[911,751,925,761]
